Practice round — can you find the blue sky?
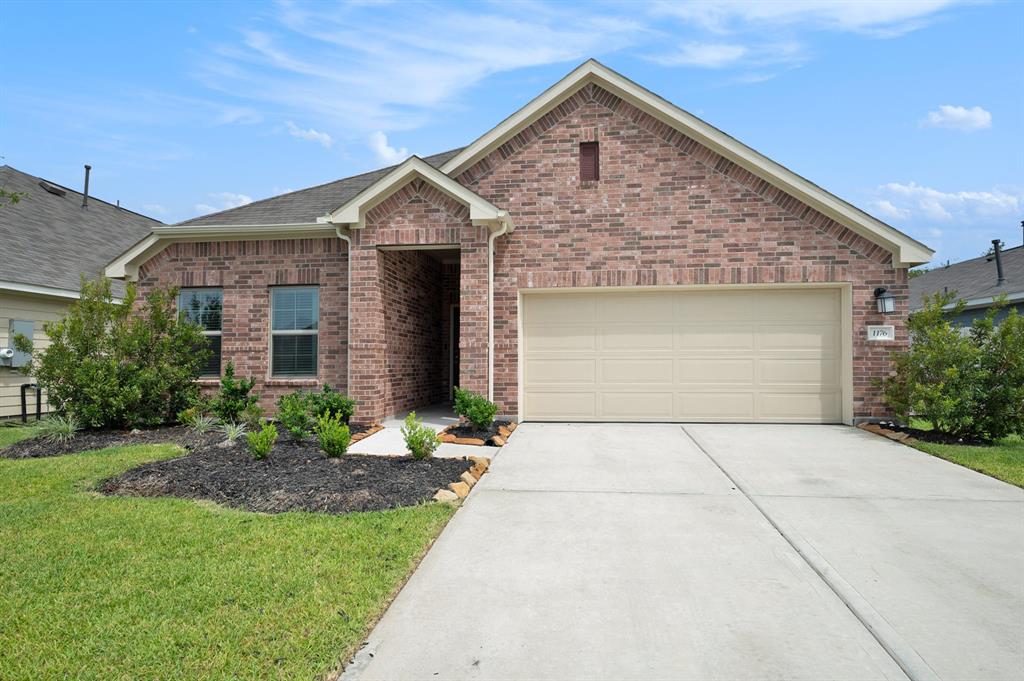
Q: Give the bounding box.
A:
[2,1,1021,266]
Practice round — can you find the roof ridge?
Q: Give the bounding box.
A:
[176,147,463,226]
[1,164,162,223]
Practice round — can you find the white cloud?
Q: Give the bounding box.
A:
[651,1,960,37]
[285,121,334,148]
[872,199,910,220]
[142,203,168,215]
[921,105,992,131]
[369,131,409,164]
[874,182,1022,223]
[195,191,253,214]
[650,42,748,68]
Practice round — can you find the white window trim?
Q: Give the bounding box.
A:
[269,286,320,378]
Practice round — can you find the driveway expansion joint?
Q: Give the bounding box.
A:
[680,425,942,681]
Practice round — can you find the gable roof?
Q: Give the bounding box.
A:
[442,59,933,267]
[324,156,511,230]
[0,165,161,297]
[910,245,1024,310]
[182,148,462,227]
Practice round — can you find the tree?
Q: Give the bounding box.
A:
[14,277,211,429]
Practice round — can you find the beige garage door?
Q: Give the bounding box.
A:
[522,288,843,423]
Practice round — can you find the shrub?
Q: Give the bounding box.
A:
[246,422,278,460]
[277,391,314,440]
[882,293,1024,441]
[401,411,439,460]
[36,415,80,444]
[191,414,219,434]
[12,277,209,429]
[308,384,356,424]
[221,421,246,443]
[453,387,498,430]
[209,362,258,423]
[314,412,351,457]
[241,403,264,430]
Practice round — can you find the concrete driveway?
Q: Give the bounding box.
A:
[342,423,1024,681]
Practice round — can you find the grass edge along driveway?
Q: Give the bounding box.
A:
[907,419,1024,488]
[0,436,454,680]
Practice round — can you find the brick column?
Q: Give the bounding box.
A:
[459,226,489,396]
[348,236,388,424]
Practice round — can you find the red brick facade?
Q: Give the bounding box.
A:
[134,82,909,423]
[136,238,348,413]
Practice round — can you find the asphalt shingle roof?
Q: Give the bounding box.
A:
[910,244,1024,309]
[0,165,161,295]
[180,148,463,227]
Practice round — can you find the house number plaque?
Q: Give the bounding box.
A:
[867,325,895,341]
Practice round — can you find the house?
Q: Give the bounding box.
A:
[106,60,932,425]
[0,165,160,418]
[910,240,1023,325]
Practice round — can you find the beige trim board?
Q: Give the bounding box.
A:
[443,59,932,267]
[517,283,854,425]
[322,156,513,232]
[104,223,338,281]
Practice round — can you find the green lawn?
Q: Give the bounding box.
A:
[0,423,39,448]
[908,420,1024,488]
[0,441,455,680]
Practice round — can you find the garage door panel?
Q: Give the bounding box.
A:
[601,325,674,351]
[526,358,596,385]
[759,392,840,421]
[523,288,844,423]
[601,358,674,384]
[760,358,839,386]
[676,358,754,385]
[675,392,756,420]
[759,324,838,352]
[598,392,674,419]
[525,391,596,419]
[527,325,597,351]
[677,325,756,351]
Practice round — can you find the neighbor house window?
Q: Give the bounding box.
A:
[271,287,319,377]
[580,141,599,181]
[178,288,222,377]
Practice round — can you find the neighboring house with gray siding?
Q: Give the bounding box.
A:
[909,242,1024,325]
[0,165,160,418]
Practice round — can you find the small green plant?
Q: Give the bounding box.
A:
[246,422,278,460]
[176,406,202,427]
[401,411,439,460]
[36,415,80,444]
[241,402,264,430]
[314,412,351,457]
[453,387,498,430]
[221,421,246,443]
[309,384,357,424]
[277,391,314,440]
[209,362,258,423]
[191,414,219,434]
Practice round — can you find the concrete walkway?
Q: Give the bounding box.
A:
[340,422,1020,680]
[349,404,495,459]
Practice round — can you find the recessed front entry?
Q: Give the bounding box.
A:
[521,287,845,423]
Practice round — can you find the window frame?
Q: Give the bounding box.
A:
[177,287,223,378]
[269,286,320,378]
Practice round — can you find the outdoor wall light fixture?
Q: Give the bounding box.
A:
[874,287,896,314]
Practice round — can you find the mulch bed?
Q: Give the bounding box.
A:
[0,425,219,460]
[0,422,379,460]
[873,421,990,446]
[441,420,514,446]
[101,439,473,514]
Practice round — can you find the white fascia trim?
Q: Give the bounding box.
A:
[322,156,512,231]
[943,290,1024,311]
[440,59,932,267]
[104,223,337,280]
[0,281,81,300]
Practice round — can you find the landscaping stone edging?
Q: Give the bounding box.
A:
[432,455,490,503]
[857,422,915,444]
[349,424,384,444]
[437,421,517,447]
